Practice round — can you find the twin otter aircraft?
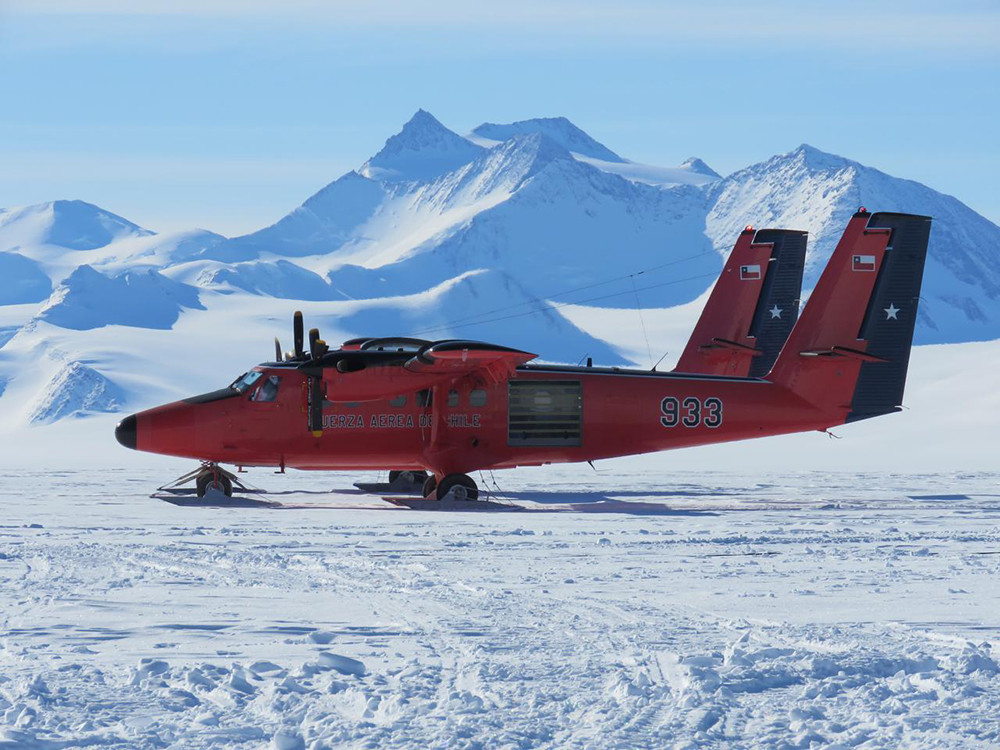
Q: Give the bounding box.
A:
[115,209,930,501]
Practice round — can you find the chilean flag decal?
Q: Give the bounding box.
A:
[739,264,762,281]
[852,254,877,272]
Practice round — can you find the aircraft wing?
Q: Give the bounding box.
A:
[313,341,537,403]
[404,341,537,382]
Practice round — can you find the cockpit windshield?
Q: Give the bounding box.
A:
[230,370,263,394]
[252,375,281,402]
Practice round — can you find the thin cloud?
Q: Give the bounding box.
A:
[6,0,999,54]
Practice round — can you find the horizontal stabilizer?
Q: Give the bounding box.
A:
[799,346,888,363]
[698,338,762,355]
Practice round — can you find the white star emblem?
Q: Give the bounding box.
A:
[884,303,900,320]
[769,305,782,319]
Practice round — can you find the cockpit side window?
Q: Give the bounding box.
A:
[231,371,263,394]
[252,375,281,402]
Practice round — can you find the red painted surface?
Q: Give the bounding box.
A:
[768,214,890,416]
[134,366,830,475]
[674,227,774,376]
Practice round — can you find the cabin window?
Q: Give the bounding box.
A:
[469,389,488,407]
[252,375,281,402]
[416,389,433,407]
[231,370,262,394]
[389,394,406,408]
[508,380,582,447]
[448,389,459,408]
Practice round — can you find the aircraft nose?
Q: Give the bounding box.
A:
[115,414,137,450]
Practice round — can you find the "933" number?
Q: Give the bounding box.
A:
[660,396,723,429]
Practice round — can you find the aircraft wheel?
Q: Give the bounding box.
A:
[196,472,233,498]
[390,470,429,485]
[435,473,478,502]
[421,475,437,499]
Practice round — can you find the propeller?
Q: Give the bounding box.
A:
[274,337,282,362]
[307,374,324,437]
[293,311,305,360]
[309,327,321,358]
[282,314,330,437]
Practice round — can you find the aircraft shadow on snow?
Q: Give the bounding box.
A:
[175,487,724,516]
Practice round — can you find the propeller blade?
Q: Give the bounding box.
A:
[308,375,324,436]
[309,328,321,359]
[293,311,304,359]
[274,337,282,362]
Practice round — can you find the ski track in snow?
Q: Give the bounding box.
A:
[1,468,999,748]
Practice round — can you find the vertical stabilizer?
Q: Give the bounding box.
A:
[766,209,931,423]
[674,227,806,377]
[845,213,932,422]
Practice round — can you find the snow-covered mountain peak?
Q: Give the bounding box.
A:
[471,117,624,163]
[361,109,485,182]
[679,157,721,179]
[707,143,1000,342]
[0,199,153,252]
[484,132,576,181]
[787,143,855,172]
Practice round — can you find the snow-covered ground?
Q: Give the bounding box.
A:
[2,464,999,748]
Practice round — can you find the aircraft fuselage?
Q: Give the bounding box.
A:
[120,363,839,477]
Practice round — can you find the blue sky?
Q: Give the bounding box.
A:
[2,0,998,235]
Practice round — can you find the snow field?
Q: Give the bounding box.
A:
[1,467,999,748]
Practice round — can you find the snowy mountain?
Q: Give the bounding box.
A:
[707,144,1000,343]
[362,109,485,182]
[0,251,52,304]
[471,116,625,162]
[681,157,721,179]
[29,359,125,423]
[469,117,720,188]
[0,199,152,252]
[206,124,719,310]
[39,265,204,331]
[1,110,999,427]
[0,199,222,282]
[333,269,621,363]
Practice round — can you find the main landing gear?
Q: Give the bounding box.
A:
[423,473,479,502]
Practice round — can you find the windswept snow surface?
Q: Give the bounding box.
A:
[1,467,999,748]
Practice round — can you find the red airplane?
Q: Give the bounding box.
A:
[116,209,929,502]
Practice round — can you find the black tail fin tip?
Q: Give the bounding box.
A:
[746,229,807,378]
[845,211,932,423]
